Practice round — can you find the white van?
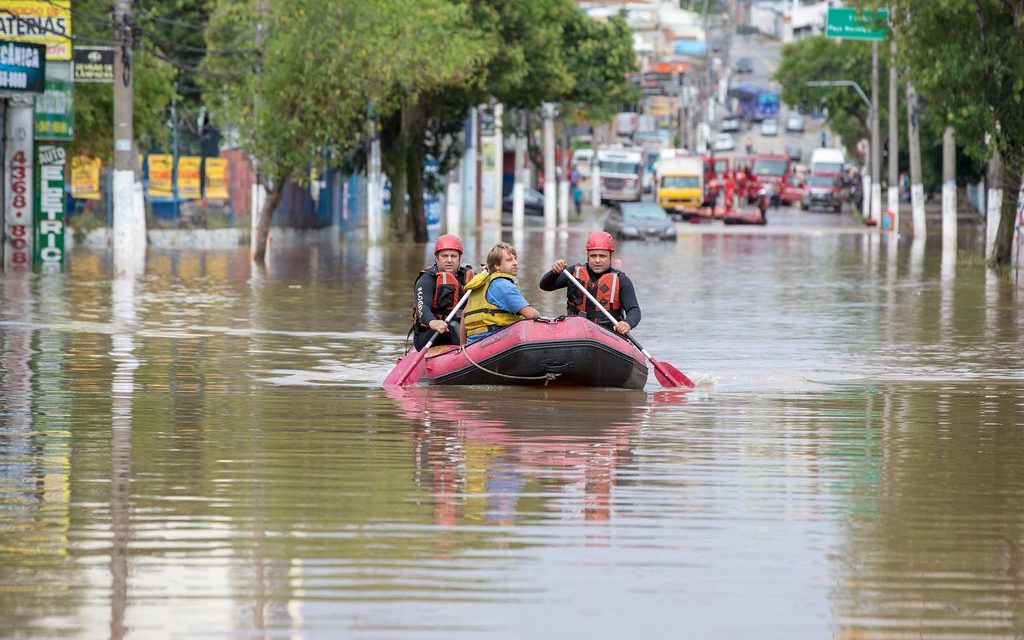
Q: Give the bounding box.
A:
[809,148,846,176]
[572,148,593,178]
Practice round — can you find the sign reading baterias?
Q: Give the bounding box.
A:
[73,46,113,82]
[0,0,72,60]
[0,39,44,92]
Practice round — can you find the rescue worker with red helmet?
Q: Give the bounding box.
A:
[538,231,641,336]
[411,234,473,351]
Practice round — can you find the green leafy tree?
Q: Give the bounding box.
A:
[69,0,177,161]
[890,0,1024,266]
[561,12,640,126]
[203,0,404,261]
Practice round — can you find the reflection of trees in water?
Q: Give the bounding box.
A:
[823,385,1024,638]
[393,386,664,529]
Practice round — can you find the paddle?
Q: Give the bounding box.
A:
[382,289,473,387]
[562,270,694,388]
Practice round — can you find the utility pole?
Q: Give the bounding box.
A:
[942,126,957,251]
[870,41,881,225]
[906,83,925,237]
[887,40,898,233]
[113,0,142,275]
[542,102,556,230]
[985,145,1002,260]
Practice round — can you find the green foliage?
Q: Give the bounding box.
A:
[892,0,1024,169]
[69,0,177,161]
[561,12,640,124]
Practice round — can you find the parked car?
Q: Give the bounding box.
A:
[501,187,545,216]
[713,133,736,152]
[785,144,802,162]
[760,118,779,136]
[604,202,677,241]
[736,57,754,73]
[720,116,741,133]
[786,114,805,132]
[801,173,844,213]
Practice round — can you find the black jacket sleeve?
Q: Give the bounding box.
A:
[618,274,642,328]
[538,269,571,291]
[413,273,439,325]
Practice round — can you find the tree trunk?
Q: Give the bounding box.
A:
[407,130,427,243]
[251,171,289,264]
[992,154,1021,267]
[406,101,428,243]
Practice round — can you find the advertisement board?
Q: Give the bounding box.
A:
[204,158,229,199]
[4,102,34,271]
[34,144,65,271]
[71,155,100,199]
[0,39,45,92]
[0,1,72,60]
[147,154,173,197]
[178,156,201,199]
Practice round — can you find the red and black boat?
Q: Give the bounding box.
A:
[420,316,648,389]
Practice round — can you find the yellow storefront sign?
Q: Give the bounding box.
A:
[70,156,100,200]
[147,154,173,198]
[204,158,229,199]
[0,0,73,60]
[177,156,202,199]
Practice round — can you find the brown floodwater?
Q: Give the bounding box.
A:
[1,225,1022,638]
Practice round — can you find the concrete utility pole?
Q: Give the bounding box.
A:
[542,102,556,230]
[942,126,957,251]
[512,112,526,233]
[887,39,899,233]
[870,41,881,225]
[906,82,925,237]
[113,0,144,275]
[986,146,1002,260]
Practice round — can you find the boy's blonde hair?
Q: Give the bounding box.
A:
[485,242,517,273]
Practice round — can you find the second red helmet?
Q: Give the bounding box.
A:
[434,234,463,255]
[585,230,616,252]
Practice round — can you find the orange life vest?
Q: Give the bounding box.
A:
[413,264,473,330]
[568,265,623,325]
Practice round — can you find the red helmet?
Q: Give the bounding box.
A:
[434,234,463,255]
[585,231,616,252]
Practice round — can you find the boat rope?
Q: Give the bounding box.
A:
[460,345,561,384]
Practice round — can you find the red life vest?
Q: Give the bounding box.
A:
[567,265,622,325]
[413,264,473,330]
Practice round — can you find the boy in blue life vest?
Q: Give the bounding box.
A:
[460,242,541,345]
[539,231,641,335]
[411,234,473,351]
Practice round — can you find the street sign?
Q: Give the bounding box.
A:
[826,7,889,41]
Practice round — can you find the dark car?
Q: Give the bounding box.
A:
[801,173,843,213]
[501,188,545,216]
[604,202,677,241]
[736,57,754,73]
[785,144,802,162]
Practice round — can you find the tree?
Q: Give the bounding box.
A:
[890,0,1024,267]
[69,0,177,161]
[560,11,641,126]
[204,0,407,262]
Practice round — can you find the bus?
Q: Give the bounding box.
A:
[729,84,780,122]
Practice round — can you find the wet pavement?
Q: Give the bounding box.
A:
[1,219,1023,638]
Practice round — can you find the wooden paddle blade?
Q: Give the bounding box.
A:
[381,350,428,387]
[650,358,695,388]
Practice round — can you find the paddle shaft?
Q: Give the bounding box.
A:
[561,269,694,389]
[421,288,473,351]
[561,270,655,355]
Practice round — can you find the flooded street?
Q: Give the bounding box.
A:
[2,224,1023,638]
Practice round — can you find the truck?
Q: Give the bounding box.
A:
[809,148,846,176]
[657,156,704,219]
[597,147,645,203]
[745,153,791,204]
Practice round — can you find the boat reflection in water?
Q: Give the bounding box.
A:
[387,386,681,532]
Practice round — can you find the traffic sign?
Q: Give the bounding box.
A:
[826,7,889,41]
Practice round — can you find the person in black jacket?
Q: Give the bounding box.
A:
[538,231,640,335]
[411,234,473,351]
